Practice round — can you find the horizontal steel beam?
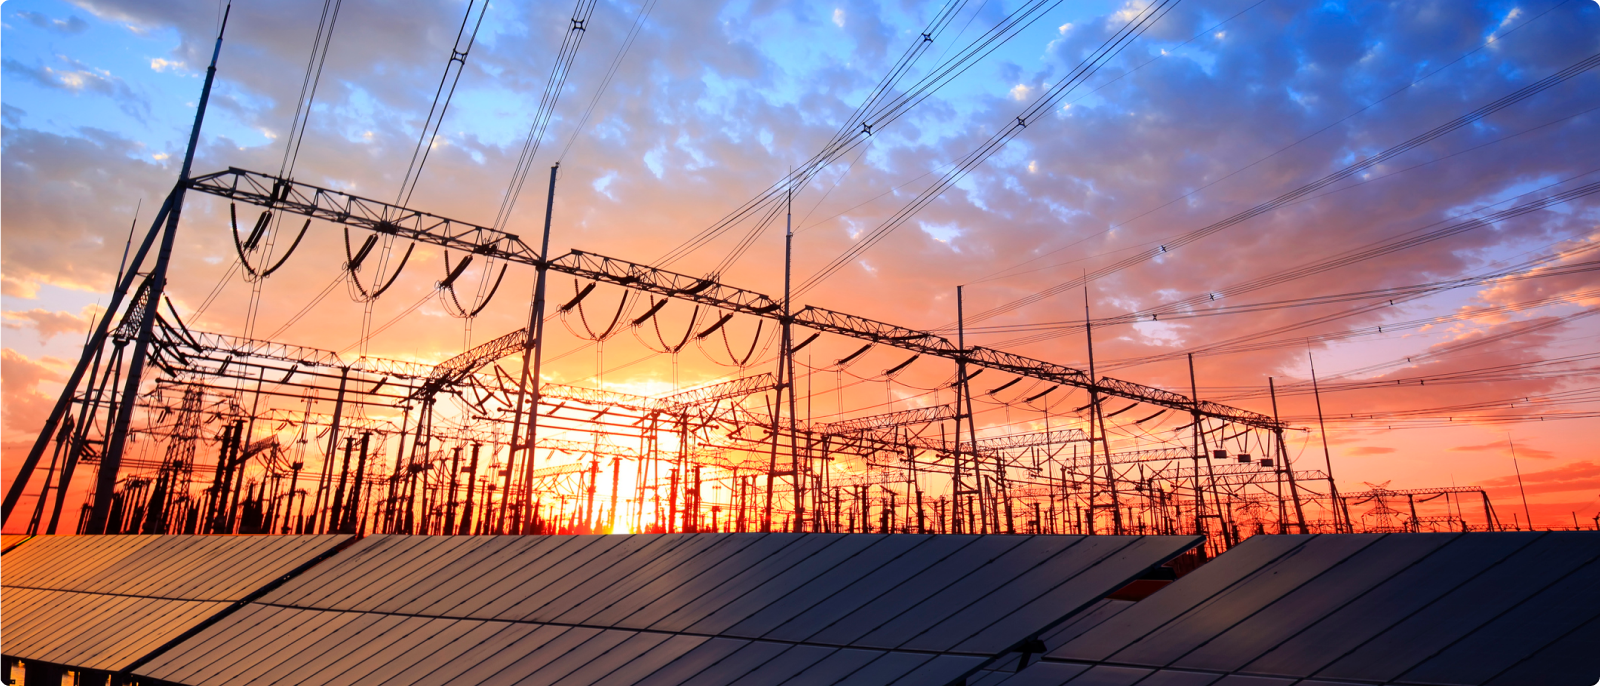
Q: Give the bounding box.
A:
[190,167,1284,430]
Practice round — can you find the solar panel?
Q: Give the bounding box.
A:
[0,535,351,674]
[125,533,1196,685]
[1,533,32,553]
[989,532,1600,686]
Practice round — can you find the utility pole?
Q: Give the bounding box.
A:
[1308,352,1343,532]
[953,286,973,533]
[1269,378,1308,534]
[509,163,559,531]
[1086,284,1120,534]
[1187,354,1207,547]
[78,7,232,533]
[1509,434,1533,530]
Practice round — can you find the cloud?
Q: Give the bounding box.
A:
[1,56,149,117]
[13,11,89,34]
[1,0,1597,501]
[1476,460,1600,498]
[1451,440,1558,460]
[1348,446,1397,456]
[0,349,63,434]
[2,306,103,343]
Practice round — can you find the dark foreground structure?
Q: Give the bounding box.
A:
[1,532,1596,685]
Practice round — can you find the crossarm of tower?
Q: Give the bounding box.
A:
[655,373,777,410]
[193,167,1283,430]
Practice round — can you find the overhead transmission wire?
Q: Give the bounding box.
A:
[792,0,1182,297]
[279,0,343,182]
[395,0,501,349]
[702,0,974,276]
[969,0,1576,289]
[394,0,493,207]
[970,256,1600,339]
[193,0,342,326]
[981,170,1600,348]
[996,172,1600,349]
[956,49,1600,328]
[492,0,600,232]
[557,0,658,162]
[1107,281,1600,371]
[658,0,1081,271]
[996,276,1600,375]
[974,100,1600,286]
[1254,353,1600,400]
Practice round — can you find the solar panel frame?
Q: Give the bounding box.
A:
[1171,533,1459,673]
[555,533,770,627]
[394,621,545,686]
[1483,612,1600,686]
[1400,551,1600,685]
[1048,535,1305,662]
[402,536,573,616]
[721,643,838,685]
[510,628,643,686]
[860,536,1093,651]
[725,534,940,640]
[636,534,844,632]
[764,534,982,644]
[953,535,1200,655]
[1106,535,1379,667]
[829,650,934,685]
[1237,532,1540,678]
[496,534,694,621]
[682,534,888,635]
[327,616,487,685]
[98,532,1207,686]
[1315,532,1599,683]
[583,634,712,686]
[540,630,676,686]
[652,638,792,685]
[771,646,886,685]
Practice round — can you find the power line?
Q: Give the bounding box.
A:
[492,0,601,232]
[792,0,1182,297]
[957,50,1600,327]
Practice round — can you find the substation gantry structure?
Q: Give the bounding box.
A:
[3,165,1380,556]
[3,27,1476,551]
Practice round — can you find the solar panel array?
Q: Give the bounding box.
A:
[0,533,28,554]
[969,532,1600,686]
[0,535,352,675]
[131,533,1199,685]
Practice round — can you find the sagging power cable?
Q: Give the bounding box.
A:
[792,0,1181,297]
[657,0,1083,273]
[492,0,601,232]
[958,50,1600,328]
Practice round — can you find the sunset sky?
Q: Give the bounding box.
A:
[3,0,1598,531]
